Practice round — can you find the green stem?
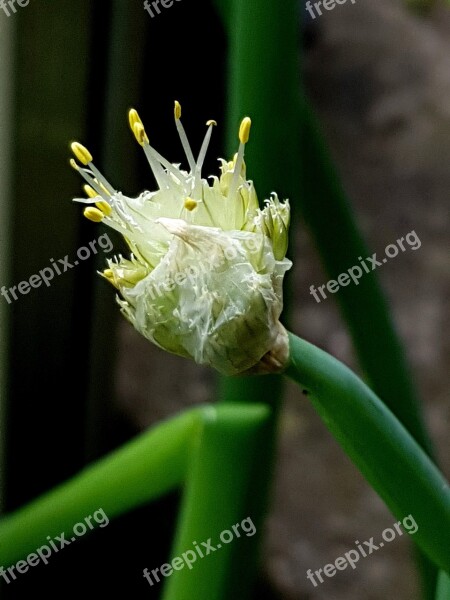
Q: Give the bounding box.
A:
[162,404,272,600]
[217,0,301,407]
[285,332,450,572]
[301,107,440,595]
[225,0,301,202]
[214,0,301,594]
[214,0,302,592]
[0,407,205,567]
[437,571,450,600]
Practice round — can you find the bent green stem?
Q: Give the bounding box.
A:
[285,332,450,572]
[0,407,205,567]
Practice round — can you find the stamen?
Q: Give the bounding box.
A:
[228,117,251,201]
[149,147,188,186]
[71,142,92,165]
[70,160,110,201]
[193,119,217,197]
[129,113,170,190]
[133,122,149,147]
[128,108,144,131]
[88,165,115,196]
[96,200,113,216]
[174,100,197,173]
[196,120,216,174]
[84,207,104,222]
[71,141,116,195]
[184,198,198,211]
[77,191,143,252]
[94,180,111,196]
[141,143,171,191]
[129,108,188,189]
[239,117,251,144]
[101,268,119,289]
[84,184,98,199]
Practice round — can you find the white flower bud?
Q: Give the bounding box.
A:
[70,108,292,374]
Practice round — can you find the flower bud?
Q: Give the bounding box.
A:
[71,108,292,374]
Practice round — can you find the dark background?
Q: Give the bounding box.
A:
[0,0,448,598]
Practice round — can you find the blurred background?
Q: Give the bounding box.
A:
[0,0,449,597]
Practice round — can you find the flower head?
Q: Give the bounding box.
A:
[70,102,291,375]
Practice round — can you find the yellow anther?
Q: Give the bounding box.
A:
[84,184,98,199]
[206,120,217,127]
[94,179,111,196]
[102,268,118,288]
[103,268,114,280]
[133,122,149,146]
[70,158,80,171]
[184,198,198,211]
[71,142,93,165]
[128,108,143,132]
[174,100,182,120]
[83,207,104,223]
[239,117,251,144]
[95,200,112,216]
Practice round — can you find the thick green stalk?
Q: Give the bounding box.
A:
[437,571,450,600]
[225,0,301,202]
[300,103,438,596]
[162,404,272,600]
[213,0,301,595]
[285,332,450,572]
[219,0,299,405]
[216,0,301,405]
[212,0,302,594]
[214,0,435,462]
[215,0,437,590]
[0,407,205,567]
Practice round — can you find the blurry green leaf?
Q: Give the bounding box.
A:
[0,406,206,567]
[163,403,272,600]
